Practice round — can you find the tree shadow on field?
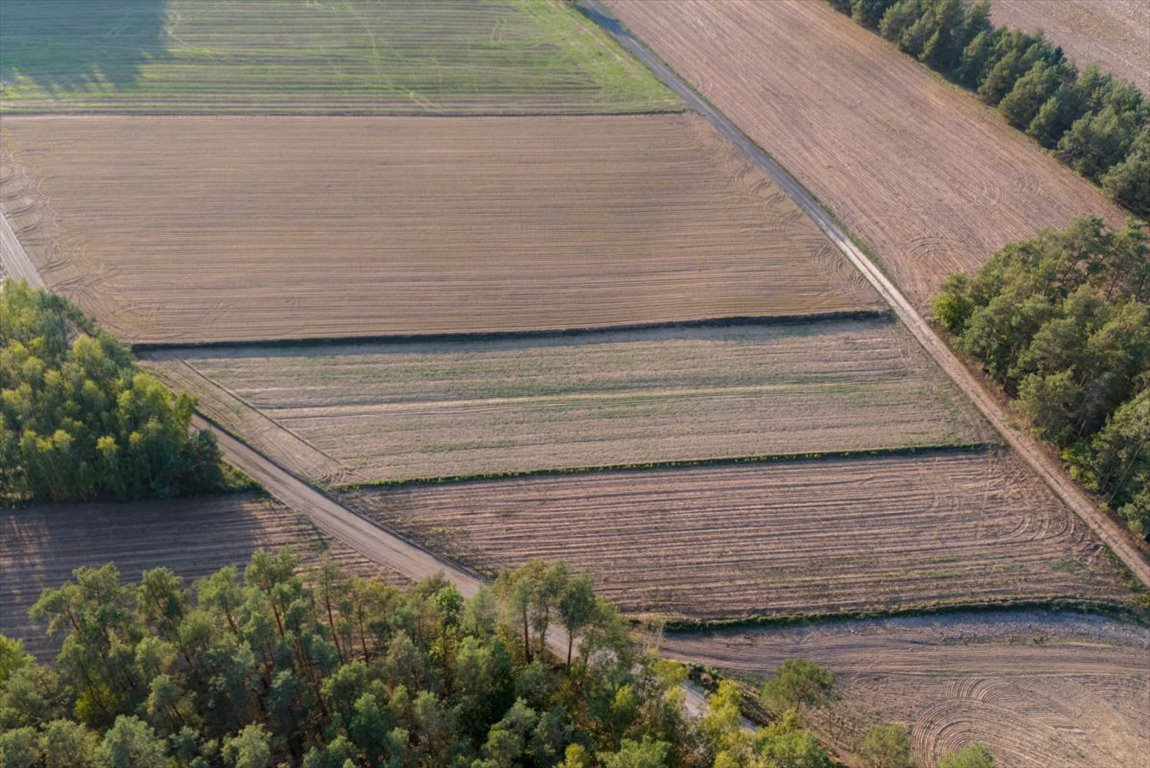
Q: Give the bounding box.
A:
[0,0,169,96]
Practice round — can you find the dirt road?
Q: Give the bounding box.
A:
[0,208,44,287]
[579,1,1150,588]
[196,415,485,597]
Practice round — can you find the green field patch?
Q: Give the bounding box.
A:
[143,319,996,486]
[0,0,676,113]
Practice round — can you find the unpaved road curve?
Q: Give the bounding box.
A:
[579,1,1150,588]
[0,208,44,287]
[200,415,717,717]
[196,415,484,598]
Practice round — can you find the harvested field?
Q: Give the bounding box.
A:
[0,494,403,660]
[606,0,1128,308]
[0,114,880,344]
[340,451,1132,621]
[662,612,1150,768]
[0,0,675,114]
[990,0,1150,94]
[143,320,993,486]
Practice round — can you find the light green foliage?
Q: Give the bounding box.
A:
[859,722,913,768]
[0,0,675,114]
[1076,388,1150,534]
[0,636,31,688]
[938,743,997,768]
[0,281,224,502]
[935,217,1150,536]
[7,557,834,767]
[602,737,671,768]
[759,660,835,714]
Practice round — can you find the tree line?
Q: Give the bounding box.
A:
[935,217,1150,537]
[829,0,1149,216]
[0,554,846,768]
[0,281,225,503]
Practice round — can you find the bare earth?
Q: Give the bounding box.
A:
[340,451,1132,621]
[662,612,1150,768]
[143,320,992,485]
[0,114,878,344]
[0,493,402,659]
[990,0,1150,94]
[606,0,1128,308]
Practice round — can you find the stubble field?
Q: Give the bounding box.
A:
[0,0,675,114]
[607,0,1127,307]
[0,114,880,344]
[340,450,1131,621]
[142,319,991,486]
[989,0,1150,94]
[0,494,401,659]
[662,612,1150,768]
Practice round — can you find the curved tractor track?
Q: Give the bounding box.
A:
[580,0,1150,589]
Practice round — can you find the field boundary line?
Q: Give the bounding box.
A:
[658,599,1150,634]
[128,310,893,354]
[336,443,994,491]
[580,0,1150,588]
[0,109,689,120]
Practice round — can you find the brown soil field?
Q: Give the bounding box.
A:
[990,0,1150,94]
[143,320,993,486]
[340,450,1132,621]
[606,0,1128,308]
[0,114,879,344]
[0,493,402,659]
[662,612,1150,768]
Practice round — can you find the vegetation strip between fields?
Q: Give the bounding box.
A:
[128,310,893,354]
[657,598,1150,634]
[334,443,992,491]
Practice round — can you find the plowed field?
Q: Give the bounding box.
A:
[662,612,1150,768]
[0,494,402,659]
[0,0,674,114]
[990,1,1149,94]
[340,451,1131,621]
[0,114,879,344]
[143,320,991,485]
[606,0,1127,307]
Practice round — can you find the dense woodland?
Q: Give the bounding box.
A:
[829,0,1150,216]
[935,218,1150,536]
[0,555,850,768]
[0,281,224,503]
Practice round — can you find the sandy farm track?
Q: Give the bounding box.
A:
[0,114,879,344]
[143,320,992,485]
[0,494,400,659]
[340,450,1132,621]
[607,0,1128,308]
[663,612,1150,768]
[990,0,1150,94]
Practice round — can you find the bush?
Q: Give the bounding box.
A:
[0,281,224,502]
